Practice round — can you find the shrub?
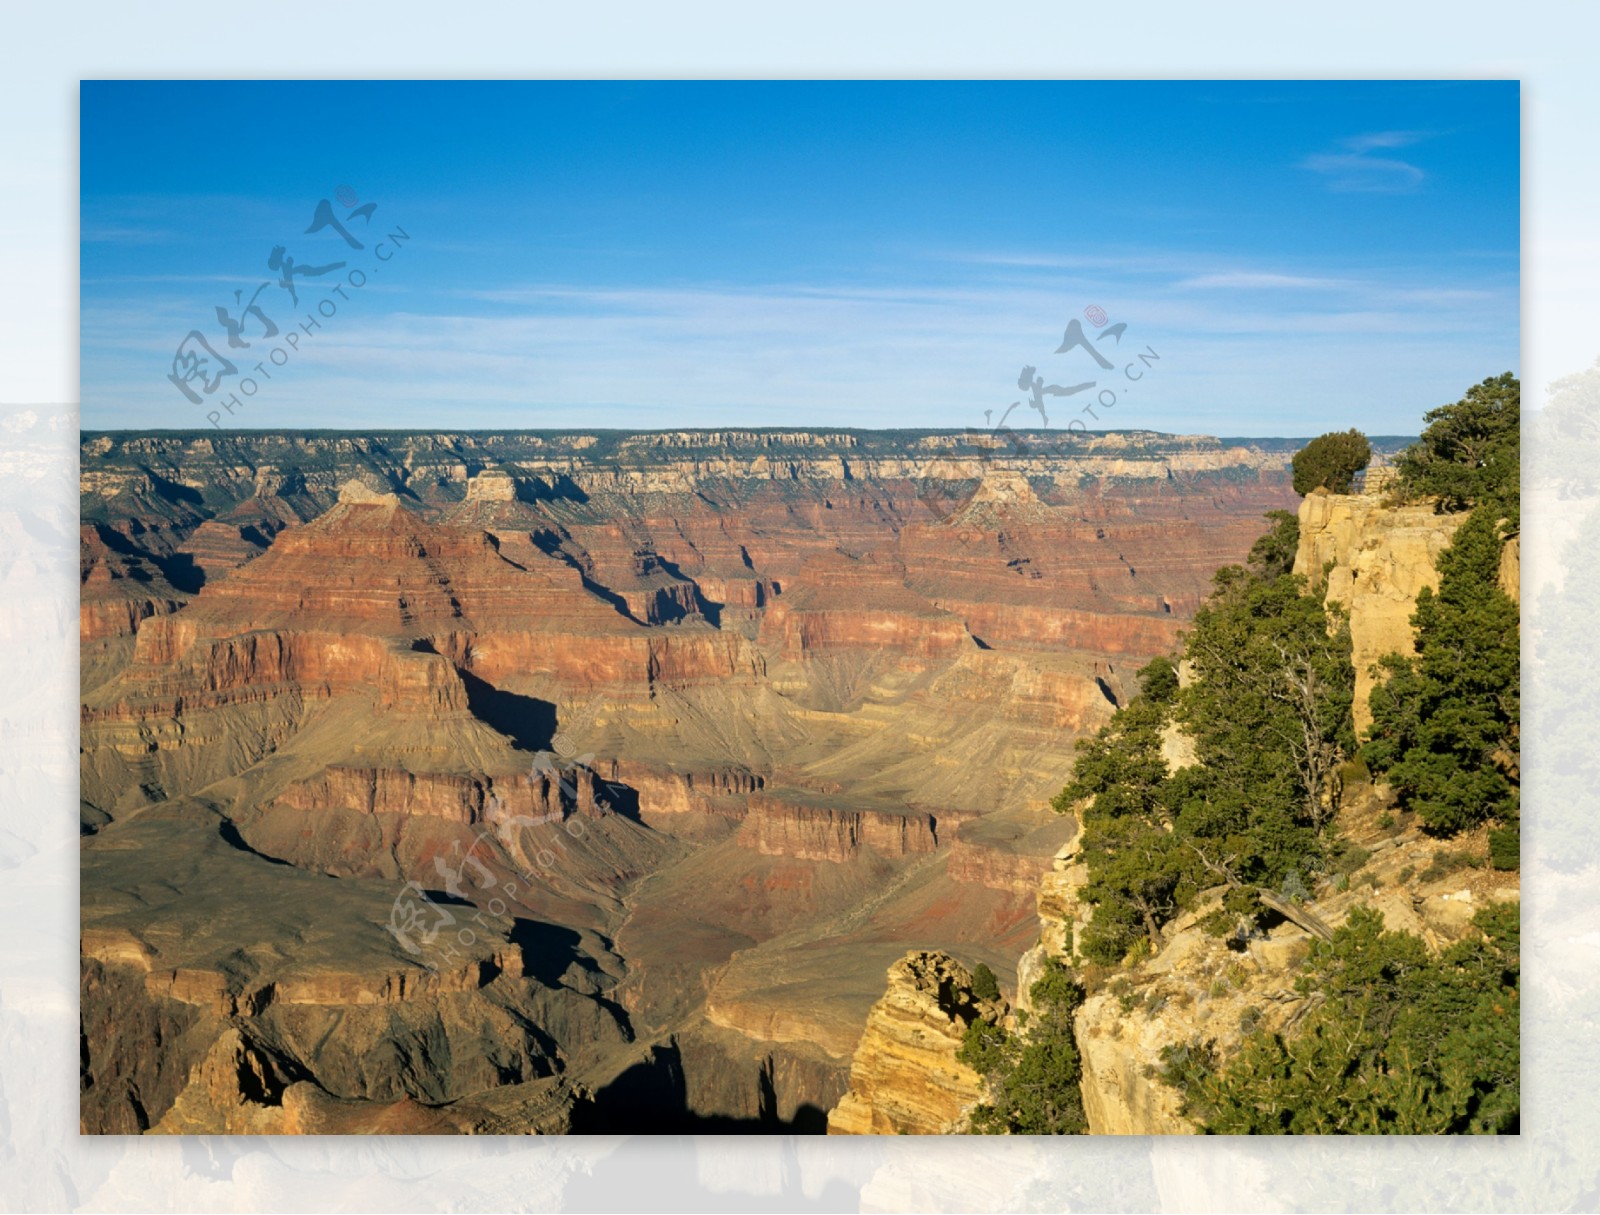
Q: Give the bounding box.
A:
[971,961,1001,1001]
[1292,429,1372,496]
[1419,849,1473,884]
[1488,825,1520,871]
[960,958,1088,1135]
[1330,843,1372,877]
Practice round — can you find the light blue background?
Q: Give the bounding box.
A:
[0,2,1594,1210]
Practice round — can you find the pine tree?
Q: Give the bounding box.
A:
[1395,372,1520,518]
[1364,506,1519,834]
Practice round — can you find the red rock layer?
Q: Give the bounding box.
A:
[738,792,938,862]
[79,524,187,643]
[273,764,595,826]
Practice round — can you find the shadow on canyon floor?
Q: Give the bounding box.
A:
[571,1041,829,1135]
[454,666,560,752]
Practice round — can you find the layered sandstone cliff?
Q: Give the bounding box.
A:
[827,951,1003,1135]
[738,793,938,862]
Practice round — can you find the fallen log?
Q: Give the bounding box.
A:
[1258,889,1335,941]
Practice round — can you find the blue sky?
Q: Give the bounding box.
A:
[80,80,1519,435]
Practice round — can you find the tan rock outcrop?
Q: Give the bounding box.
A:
[149,1028,298,1135]
[1499,532,1520,602]
[827,951,1003,1134]
[1293,489,1466,732]
[465,469,517,501]
[1013,824,1089,1017]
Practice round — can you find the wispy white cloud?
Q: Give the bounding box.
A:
[1390,286,1497,304]
[1342,130,1429,154]
[80,257,1518,438]
[1302,131,1431,193]
[1175,271,1355,291]
[79,225,175,244]
[938,249,1219,276]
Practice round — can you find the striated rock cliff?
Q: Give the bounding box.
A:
[827,951,1003,1135]
[738,793,938,862]
[272,764,585,827]
[79,524,187,646]
[1293,488,1467,732]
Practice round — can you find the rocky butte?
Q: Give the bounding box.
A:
[79,427,1298,1133]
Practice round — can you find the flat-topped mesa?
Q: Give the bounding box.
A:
[337,477,403,506]
[465,469,518,502]
[827,951,1004,1135]
[271,763,602,826]
[738,792,937,862]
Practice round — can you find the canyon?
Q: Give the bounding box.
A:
[78,427,1299,1133]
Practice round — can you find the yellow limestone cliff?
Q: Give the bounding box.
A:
[1292,487,1467,733]
[826,951,1005,1135]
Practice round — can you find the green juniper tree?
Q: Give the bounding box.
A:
[1363,508,1520,833]
[1292,428,1372,496]
[959,957,1088,1134]
[1057,510,1355,961]
[1394,371,1520,517]
[970,961,1000,1001]
[1365,374,1520,839]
